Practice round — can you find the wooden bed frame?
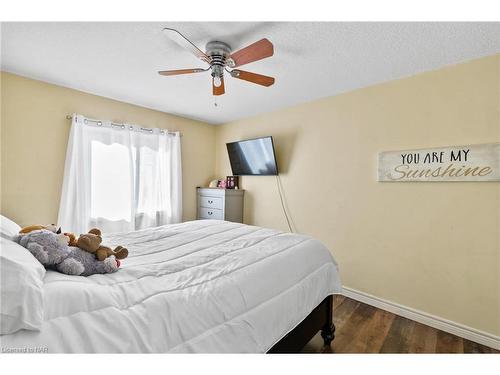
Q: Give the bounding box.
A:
[267,295,335,353]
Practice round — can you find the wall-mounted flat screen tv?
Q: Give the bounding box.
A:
[226,136,278,176]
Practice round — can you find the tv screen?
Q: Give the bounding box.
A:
[226,136,278,176]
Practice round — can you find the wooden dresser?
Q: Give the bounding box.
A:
[196,188,244,223]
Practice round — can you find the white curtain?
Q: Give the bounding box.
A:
[58,114,182,234]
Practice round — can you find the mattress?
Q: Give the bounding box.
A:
[0,220,341,353]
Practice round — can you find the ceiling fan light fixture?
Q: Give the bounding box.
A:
[213,76,222,88]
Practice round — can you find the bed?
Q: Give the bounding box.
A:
[0,219,341,353]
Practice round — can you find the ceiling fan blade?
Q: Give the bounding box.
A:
[213,77,225,96]
[158,68,206,76]
[230,70,275,87]
[228,38,274,67]
[162,28,211,64]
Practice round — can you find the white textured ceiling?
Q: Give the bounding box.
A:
[2,22,500,124]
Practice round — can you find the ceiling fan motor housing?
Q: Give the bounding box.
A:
[206,41,232,77]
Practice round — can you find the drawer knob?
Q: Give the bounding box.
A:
[208,200,213,204]
[208,211,213,215]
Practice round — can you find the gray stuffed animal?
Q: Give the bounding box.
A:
[15,229,119,276]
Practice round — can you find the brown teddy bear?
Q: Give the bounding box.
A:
[77,228,129,262]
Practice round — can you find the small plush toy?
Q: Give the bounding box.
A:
[77,228,128,263]
[20,224,69,246]
[63,232,78,247]
[15,230,119,276]
[20,224,59,234]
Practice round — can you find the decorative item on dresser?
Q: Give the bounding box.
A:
[197,187,244,223]
[226,175,239,189]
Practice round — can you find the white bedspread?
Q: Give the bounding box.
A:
[0,220,341,353]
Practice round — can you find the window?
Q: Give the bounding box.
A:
[58,114,182,234]
[90,141,132,222]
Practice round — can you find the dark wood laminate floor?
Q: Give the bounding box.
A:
[301,295,499,353]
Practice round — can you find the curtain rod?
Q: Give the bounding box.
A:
[65,115,182,136]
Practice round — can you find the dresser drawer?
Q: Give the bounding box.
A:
[198,207,223,220]
[199,195,223,210]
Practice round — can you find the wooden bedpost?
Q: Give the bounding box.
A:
[320,294,335,346]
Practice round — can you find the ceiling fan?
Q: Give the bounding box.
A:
[159,28,275,96]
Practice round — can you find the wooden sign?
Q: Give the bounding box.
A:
[378,143,500,182]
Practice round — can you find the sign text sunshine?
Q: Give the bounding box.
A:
[378,143,500,182]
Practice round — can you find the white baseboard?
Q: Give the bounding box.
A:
[341,286,500,351]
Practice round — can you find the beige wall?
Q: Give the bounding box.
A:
[0,72,216,226]
[215,55,500,336]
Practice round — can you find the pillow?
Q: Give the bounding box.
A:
[0,237,46,334]
[0,215,21,240]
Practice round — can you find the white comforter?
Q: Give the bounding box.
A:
[0,220,341,353]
